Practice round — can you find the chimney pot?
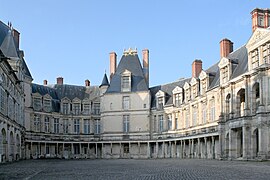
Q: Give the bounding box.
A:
[57,77,63,85]
[12,29,20,49]
[43,80,48,86]
[110,52,117,80]
[192,59,202,78]
[85,79,90,87]
[142,49,149,86]
[220,38,233,58]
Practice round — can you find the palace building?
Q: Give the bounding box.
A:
[0,8,270,162]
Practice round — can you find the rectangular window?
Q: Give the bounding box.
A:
[33,97,42,111]
[84,119,90,134]
[93,103,100,115]
[54,118,59,133]
[123,115,130,133]
[258,16,265,26]
[251,49,259,68]
[74,103,80,115]
[46,146,50,155]
[210,100,215,121]
[175,93,181,107]
[62,103,69,114]
[43,99,51,112]
[123,96,130,110]
[153,115,157,132]
[0,87,6,115]
[185,112,189,128]
[44,116,50,133]
[157,97,163,109]
[202,108,206,124]
[122,76,130,91]
[33,115,40,132]
[95,119,101,134]
[167,115,172,130]
[8,96,14,120]
[159,115,164,132]
[63,119,69,134]
[74,119,80,134]
[83,104,90,115]
[193,109,197,126]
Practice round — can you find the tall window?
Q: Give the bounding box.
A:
[33,115,40,132]
[157,97,164,109]
[43,99,51,112]
[95,119,101,134]
[8,96,14,120]
[159,115,164,132]
[262,43,270,64]
[123,115,130,133]
[62,103,69,114]
[222,66,229,83]
[74,119,80,134]
[202,108,207,124]
[83,103,90,115]
[73,103,80,115]
[258,16,265,26]
[121,76,130,92]
[251,49,259,68]
[0,87,6,115]
[54,118,59,133]
[93,103,100,115]
[63,119,69,134]
[167,115,172,130]
[185,111,189,128]
[175,93,181,107]
[44,116,50,133]
[123,96,130,110]
[33,97,42,111]
[153,115,157,132]
[210,99,215,121]
[84,119,90,134]
[201,79,207,95]
[192,108,197,126]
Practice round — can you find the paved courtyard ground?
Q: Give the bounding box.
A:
[0,159,270,180]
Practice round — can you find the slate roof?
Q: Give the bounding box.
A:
[100,73,109,87]
[32,83,100,112]
[106,54,148,93]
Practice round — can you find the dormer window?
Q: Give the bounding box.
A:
[218,57,231,84]
[43,97,51,112]
[190,78,199,99]
[33,97,42,111]
[183,82,190,103]
[73,103,81,115]
[251,49,259,68]
[156,90,165,110]
[62,102,69,114]
[222,66,229,83]
[121,70,131,92]
[262,42,270,64]
[172,86,183,107]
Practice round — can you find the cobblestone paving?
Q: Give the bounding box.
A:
[0,159,270,180]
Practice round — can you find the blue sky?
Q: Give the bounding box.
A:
[1,0,269,86]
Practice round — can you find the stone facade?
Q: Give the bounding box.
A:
[0,8,270,163]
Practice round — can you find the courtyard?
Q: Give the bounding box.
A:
[0,159,270,180]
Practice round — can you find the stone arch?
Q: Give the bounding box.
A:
[225,94,231,119]
[16,134,20,160]
[251,82,260,114]
[236,129,243,158]
[252,128,259,158]
[236,89,245,117]
[1,128,7,161]
[9,131,14,161]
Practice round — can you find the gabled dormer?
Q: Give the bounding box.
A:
[199,70,207,95]
[43,94,52,113]
[172,86,183,107]
[190,77,199,99]
[72,97,82,115]
[61,97,71,115]
[156,90,165,110]
[32,92,42,111]
[246,28,270,71]
[183,82,190,103]
[121,69,131,92]
[82,98,91,115]
[218,57,231,84]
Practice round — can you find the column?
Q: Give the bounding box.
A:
[162,142,165,158]
[119,143,122,158]
[101,143,104,159]
[56,143,58,157]
[242,126,250,160]
[171,113,175,130]
[258,125,267,160]
[44,142,46,156]
[168,141,171,158]
[79,143,82,157]
[156,142,158,158]
[212,136,215,159]
[229,129,235,160]
[191,139,194,158]
[174,141,177,158]
[110,143,112,157]
[197,138,201,159]
[95,143,98,158]
[188,140,191,158]
[229,83,235,118]
[147,142,150,158]
[204,137,207,159]
[244,76,250,116]
[258,77,265,112]
[71,143,74,156]
[138,142,141,158]
[62,143,65,158]
[88,143,90,157]
[180,140,183,158]
[183,140,186,158]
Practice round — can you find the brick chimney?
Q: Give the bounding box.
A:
[57,77,63,85]
[85,79,90,87]
[142,49,149,86]
[12,29,20,49]
[251,8,270,33]
[110,52,117,80]
[43,80,48,86]
[192,59,202,78]
[220,39,233,58]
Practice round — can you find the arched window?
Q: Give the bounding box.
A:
[236,89,245,117]
[252,83,260,114]
[225,94,231,119]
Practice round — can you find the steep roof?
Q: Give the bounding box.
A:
[100,73,109,87]
[32,83,100,112]
[106,54,148,93]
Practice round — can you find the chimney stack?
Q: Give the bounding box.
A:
[192,59,202,78]
[110,52,117,80]
[12,29,20,49]
[85,79,90,87]
[220,38,233,58]
[57,77,63,85]
[43,80,48,86]
[251,8,270,33]
[142,49,149,86]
